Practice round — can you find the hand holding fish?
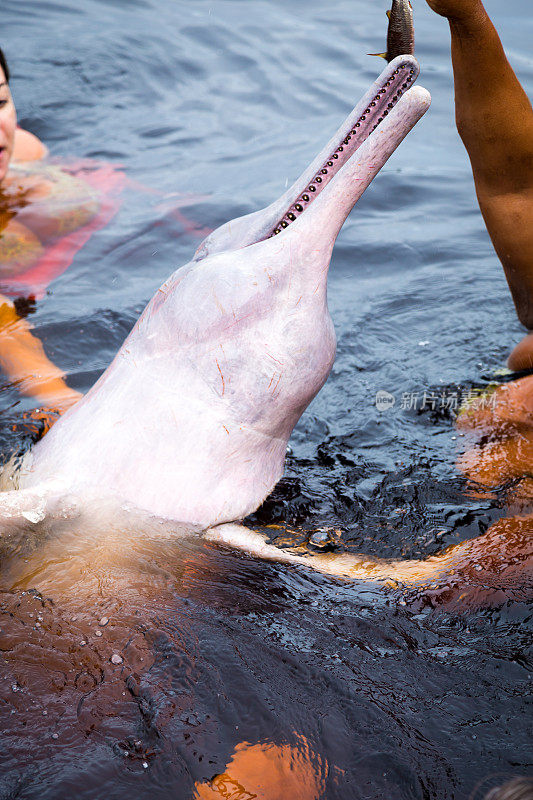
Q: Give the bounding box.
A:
[423,0,485,23]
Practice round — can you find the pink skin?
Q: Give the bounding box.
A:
[0,68,16,183]
[14,57,430,529]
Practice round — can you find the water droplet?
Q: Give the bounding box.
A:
[111,653,123,665]
[99,617,109,627]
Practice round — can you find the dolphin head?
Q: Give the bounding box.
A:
[23,57,430,527]
[194,55,430,264]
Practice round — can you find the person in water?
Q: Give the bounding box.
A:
[0,47,125,427]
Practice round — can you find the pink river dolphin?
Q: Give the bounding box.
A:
[0,56,436,580]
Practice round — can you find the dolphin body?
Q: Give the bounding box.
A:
[4,57,430,535]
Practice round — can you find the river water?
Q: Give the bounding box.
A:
[0,1,532,798]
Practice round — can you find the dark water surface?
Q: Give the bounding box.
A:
[1,1,532,798]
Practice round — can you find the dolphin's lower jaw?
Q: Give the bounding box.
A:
[266,59,418,238]
[20,59,430,528]
[194,55,430,261]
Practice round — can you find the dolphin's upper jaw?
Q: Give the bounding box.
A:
[265,58,418,239]
[195,55,424,261]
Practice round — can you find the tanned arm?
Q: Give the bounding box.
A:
[0,296,81,417]
[426,0,533,368]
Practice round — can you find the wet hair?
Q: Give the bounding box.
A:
[0,48,9,83]
[484,778,533,800]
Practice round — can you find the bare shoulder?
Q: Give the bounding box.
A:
[13,128,49,162]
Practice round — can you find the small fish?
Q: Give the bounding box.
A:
[369,0,415,63]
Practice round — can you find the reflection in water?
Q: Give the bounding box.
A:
[0,487,531,799]
[194,737,330,800]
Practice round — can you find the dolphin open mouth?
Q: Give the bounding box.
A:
[267,56,418,238]
[194,54,428,261]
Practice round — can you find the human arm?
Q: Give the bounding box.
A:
[0,294,81,417]
[425,0,533,366]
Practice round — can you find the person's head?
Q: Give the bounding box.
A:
[484,778,533,800]
[0,47,16,183]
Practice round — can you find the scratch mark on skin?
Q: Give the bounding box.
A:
[295,295,302,306]
[222,425,230,435]
[211,289,226,316]
[215,358,225,396]
[271,374,282,396]
[265,351,284,366]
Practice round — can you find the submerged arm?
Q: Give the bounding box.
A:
[0,295,81,415]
